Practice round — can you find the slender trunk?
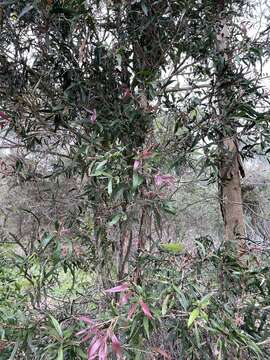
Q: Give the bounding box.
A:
[219,137,246,247]
[215,2,246,252]
[117,219,132,280]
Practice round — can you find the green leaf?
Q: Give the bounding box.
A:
[116,53,122,66]
[57,346,64,360]
[197,293,212,308]
[162,201,176,215]
[129,319,139,339]
[188,308,200,328]
[18,4,34,19]
[52,104,65,112]
[200,310,208,321]
[143,316,150,339]
[49,315,63,338]
[8,341,19,360]
[132,173,144,190]
[41,233,54,248]
[160,243,184,254]
[91,170,112,178]
[108,213,122,226]
[108,178,113,195]
[178,293,189,311]
[162,294,170,316]
[95,160,107,171]
[141,2,148,16]
[76,348,88,359]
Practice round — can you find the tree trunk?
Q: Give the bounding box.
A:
[215,1,246,252]
[219,137,246,248]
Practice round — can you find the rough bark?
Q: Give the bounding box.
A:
[219,137,246,248]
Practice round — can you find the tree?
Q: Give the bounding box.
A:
[1,0,270,358]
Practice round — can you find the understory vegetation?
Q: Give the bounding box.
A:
[1,0,270,359]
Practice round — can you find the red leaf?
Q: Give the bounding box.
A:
[82,332,94,343]
[111,333,121,355]
[77,325,99,340]
[105,283,129,293]
[127,303,137,320]
[76,328,88,336]
[88,336,103,360]
[139,300,153,319]
[98,341,108,360]
[79,316,94,325]
[141,149,153,159]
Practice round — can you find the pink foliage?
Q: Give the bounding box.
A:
[154,174,175,187]
[111,333,122,355]
[87,336,103,359]
[127,303,137,320]
[77,316,123,360]
[119,292,132,305]
[98,341,108,360]
[133,159,141,170]
[139,300,153,319]
[141,149,153,159]
[77,285,154,359]
[105,283,129,293]
[79,316,94,325]
[89,109,97,124]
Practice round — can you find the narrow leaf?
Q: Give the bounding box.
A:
[139,300,153,319]
[128,304,137,320]
[49,315,63,337]
[132,173,144,190]
[57,346,64,360]
[162,294,170,316]
[143,316,150,339]
[98,342,108,360]
[88,337,103,360]
[111,333,122,355]
[188,308,200,328]
[105,283,129,293]
[79,316,94,325]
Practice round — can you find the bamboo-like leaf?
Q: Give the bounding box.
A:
[105,283,129,293]
[139,300,153,319]
[162,294,170,316]
[143,316,150,339]
[49,315,63,337]
[188,308,200,328]
[132,172,144,190]
[57,346,64,360]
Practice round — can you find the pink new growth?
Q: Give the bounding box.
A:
[105,283,129,293]
[90,109,97,124]
[154,174,175,187]
[133,159,141,170]
[139,300,153,319]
